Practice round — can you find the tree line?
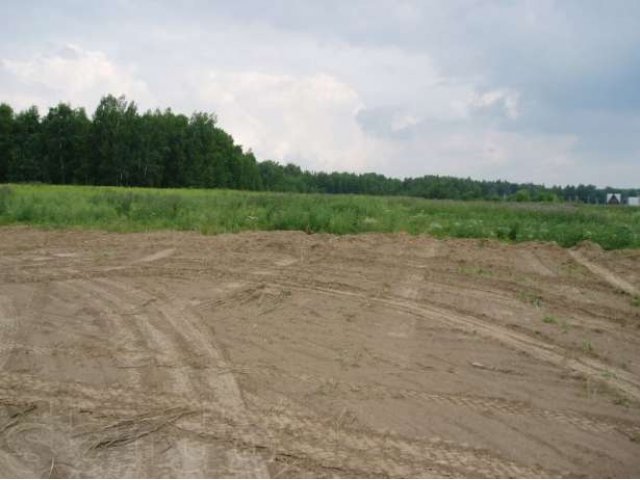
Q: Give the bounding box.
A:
[0,95,636,203]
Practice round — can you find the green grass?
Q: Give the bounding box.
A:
[581,339,594,353]
[541,315,571,333]
[1,184,639,250]
[519,291,544,308]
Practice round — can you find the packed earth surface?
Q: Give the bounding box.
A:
[1,227,639,478]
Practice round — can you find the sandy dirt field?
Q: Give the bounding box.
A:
[0,227,639,478]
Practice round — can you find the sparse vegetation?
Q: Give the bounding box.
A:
[582,340,594,353]
[458,265,493,277]
[519,291,544,307]
[542,315,570,333]
[613,396,630,407]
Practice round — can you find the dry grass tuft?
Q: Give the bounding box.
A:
[88,407,192,450]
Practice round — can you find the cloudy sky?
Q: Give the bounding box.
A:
[2,0,639,187]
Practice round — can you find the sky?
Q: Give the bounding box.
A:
[1,0,639,187]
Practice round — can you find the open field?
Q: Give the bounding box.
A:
[1,227,639,477]
[1,184,640,249]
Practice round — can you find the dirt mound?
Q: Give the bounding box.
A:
[0,227,639,477]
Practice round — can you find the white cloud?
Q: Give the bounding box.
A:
[468,88,521,120]
[190,66,579,184]
[375,127,579,185]
[196,70,381,172]
[0,44,152,111]
[390,112,420,132]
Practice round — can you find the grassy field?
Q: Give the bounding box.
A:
[1,184,639,249]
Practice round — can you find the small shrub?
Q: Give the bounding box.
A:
[95,190,138,217]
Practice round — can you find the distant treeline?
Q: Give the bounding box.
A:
[0,95,637,203]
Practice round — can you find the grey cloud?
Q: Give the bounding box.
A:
[0,0,638,186]
[356,106,420,140]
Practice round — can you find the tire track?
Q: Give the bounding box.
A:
[152,270,640,425]
[0,293,19,370]
[569,250,639,296]
[522,250,557,277]
[0,370,554,477]
[224,361,640,439]
[3,229,639,477]
[0,278,269,478]
[263,280,640,401]
[0,372,207,415]
[240,395,554,478]
[78,277,269,478]
[135,248,176,264]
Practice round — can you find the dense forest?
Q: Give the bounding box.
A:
[0,95,637,203]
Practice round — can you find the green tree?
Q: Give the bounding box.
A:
[513,189,531,202]
[160,110,190,187]
[8,106,43,182]
[91,95,139,186]
[41,103,91,184]
[1,95,636,204]
[0,103,14,182]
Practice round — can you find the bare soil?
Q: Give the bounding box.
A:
[1,227,639,478]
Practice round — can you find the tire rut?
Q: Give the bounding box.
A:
[237,364,640,439]
[0,277,269,478]
[256,280,640,401]
[79,277,269,477]
[241,396,555,478]
[0,370,555,477]
[569,250,639,297]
